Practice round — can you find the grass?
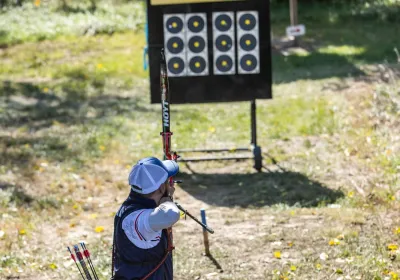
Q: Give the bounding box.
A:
[0,1,145,46]
[0,1,400,279]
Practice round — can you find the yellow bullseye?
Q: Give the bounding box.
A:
[221,40,227,46]
[173,63,179,69]
[195,62,201,68]
[172,22,177,28]
[194,41,200,48]
[222,60,227,67]
[246,60,252,66]
[193,21,199,27]
[221,20,227,26]
[245,19,251,25]
[172,42,178,48]
[245,39,251,46]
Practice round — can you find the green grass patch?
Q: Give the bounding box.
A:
[0,1,145,46]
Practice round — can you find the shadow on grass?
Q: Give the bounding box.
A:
[272,52,366,83]
[0,29,8,48]
[0,80,150,130]
[178,170,343,208]
[0,134,72,170]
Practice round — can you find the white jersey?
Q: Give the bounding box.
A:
[121,201,180,249]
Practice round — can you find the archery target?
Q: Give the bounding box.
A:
[189,56,207,73]
[215,34,233,52]
[166,16,184,34]
[213,12,235,75]
[188,36,206,53]
[187,15,205,33]
[164,14,187,77]
[167,36,185,54]
[186,13,209,76]
[236,11,260,74]
[167,57,185,75]
[215,55,233,73]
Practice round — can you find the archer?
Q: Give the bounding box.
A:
[111,157,180,280]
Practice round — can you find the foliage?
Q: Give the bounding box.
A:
[0,1,145,46]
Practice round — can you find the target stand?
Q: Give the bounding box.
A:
[145,0,272,172]
[175,99,262,172]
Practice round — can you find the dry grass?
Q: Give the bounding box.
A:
[1,3,400,279]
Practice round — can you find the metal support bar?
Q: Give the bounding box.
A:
[176,147,251,153]
[251,99,257,146]
[290,0,299,47]
[179,155,253,162]
[173,100,262,171]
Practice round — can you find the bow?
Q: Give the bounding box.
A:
[159,49,214,234]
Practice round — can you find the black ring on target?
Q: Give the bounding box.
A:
[215,14,232,32]
[189,56,206,74]
[239,34,257,51]
[216,55,233,73]
[239,13,256,31]
[187,15,205,33]
[166,16,184,34]
[188,36,206,53]
[215,35,233,52]
[167,37,184,54]
[240,54,258,72]
[167,57,185,75]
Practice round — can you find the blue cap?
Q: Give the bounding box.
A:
[128,157,179,194]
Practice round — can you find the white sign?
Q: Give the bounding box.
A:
[286,24,306,37]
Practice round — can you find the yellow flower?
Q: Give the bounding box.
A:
[347,191,354,198]
[273,251,281,259]
[290,265,297,271]
[389,271,399,280]
[387,244,398,251]
[315,263,322,270]
[99,145,106,151]
[95,226,104,233]
[329,239,340,246]
[208,126,216,133]
[395,227,400,235]
[97,63,103,69]
[73,204,79,210]
[19,229,26,235]
[43,87,49,93]
[48,263,57,270]
[34,0,40,7]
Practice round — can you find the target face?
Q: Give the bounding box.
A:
[166,16,184,33]
[167,57,185,74]
[239,34,257,51]
[167,37,184,54]
[239,54,257,72]
[189,56,207,73]
[188,36,206,53]
[238,13,257,31]
[215,34,233,52]
[216,55,233,73]
[214,14,233,32]
[187,15,205,33]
